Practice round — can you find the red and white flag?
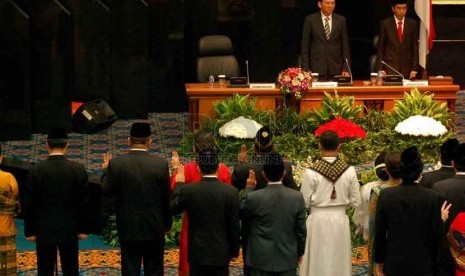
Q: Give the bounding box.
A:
[415,0,436,68]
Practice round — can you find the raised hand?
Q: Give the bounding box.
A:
[238,144,249,163]
[246,169,256,189]
[175,164,185,183]
[171,150,181,170]
[102,152,112,169]
[441,200,452,222]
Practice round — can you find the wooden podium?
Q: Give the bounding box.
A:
[186,81,459,131]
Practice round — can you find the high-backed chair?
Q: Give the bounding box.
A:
[196,35,240,82]
[369,35,379,73]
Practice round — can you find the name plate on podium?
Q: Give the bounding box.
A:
[249,83,276,89]
[312,82,338,88]
[402,80,429,87]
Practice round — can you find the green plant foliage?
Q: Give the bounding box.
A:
[273,133,318,161]
[392,88,451,126]
[102,214,184,248]
[355,108,396,132]
[308,91,363,126]
[101,215,119,247]
[212,94,274,126]
[271,108,315,136]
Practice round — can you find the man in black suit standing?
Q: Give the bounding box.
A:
[232,126,298,276]
[300,0,351,80]
[240,153,306,276]
[376,0,419,79]
[25,128,88,275]
[170,150,240,276]
[102,122,172,276]
[434,143,465,231]
[421,138,459,189]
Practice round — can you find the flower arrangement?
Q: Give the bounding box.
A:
[314,117,367,139]
[394,115,447,137]
[218,116,262,139]
[277,67,312,100]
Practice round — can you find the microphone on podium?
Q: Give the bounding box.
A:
[381,60,404,85]
[246,60,250,85]
[344,58,353,84]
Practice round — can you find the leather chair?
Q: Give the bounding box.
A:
[369,35,379,73]
[196,35,240,82]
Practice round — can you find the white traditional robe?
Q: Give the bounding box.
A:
[352,179,386,241]
[299,157,360,276]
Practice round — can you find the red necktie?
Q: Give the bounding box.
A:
[397,21,403,43]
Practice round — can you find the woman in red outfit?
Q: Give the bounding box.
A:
[171,133,231,276]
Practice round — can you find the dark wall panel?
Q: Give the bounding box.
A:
[0,0,31,141]
[109,0,148,119]
[429,5,465,88]
[71,0,111,102]
[30,0,72,133]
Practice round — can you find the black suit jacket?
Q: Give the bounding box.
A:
[376,16,419,78]
[420,166,455,189]
[301,12,351,77]
[240,184,306,272]
[374,183,453,276]
[232,155,298,191]
[25,155,88,244]
[102,150,172,241]
[170,177,240,266]
[433,174,465,231]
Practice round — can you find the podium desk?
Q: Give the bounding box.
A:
[185,81,459,131]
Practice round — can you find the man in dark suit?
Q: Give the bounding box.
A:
[374,146,454,276]
[25,128,88,275]
[434,143,465,231]
[240,153,306,276]
[421,138,459,189]
[101,122,172,276]
[300,0,351,80]
[232,126,297,276]
[376,0,419,79]
[170,150,240,276]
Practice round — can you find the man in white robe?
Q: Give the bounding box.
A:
[299,130,360,276]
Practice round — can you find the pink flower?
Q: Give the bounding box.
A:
[277,67,312,101]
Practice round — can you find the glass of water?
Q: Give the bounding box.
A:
[218,75,226,86]
[311,73,319,82]
[370,73,378,85]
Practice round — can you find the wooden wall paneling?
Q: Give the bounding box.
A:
[0,0,31,140]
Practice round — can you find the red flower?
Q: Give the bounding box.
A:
[314,117,366,139]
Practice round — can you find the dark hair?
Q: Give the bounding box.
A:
[453,143,465,172]
[374,152,389,181]
[0,144,2,155]
[263,153,285,182]
[197,150,219,175]
[391,0,407,6]
[47,139,68,149]
[385,151,401,179]
[319,131,339,151]
[129,137,150,146]
[194,133,216,153]
[400,146,423,183]
[441,138,459,165]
